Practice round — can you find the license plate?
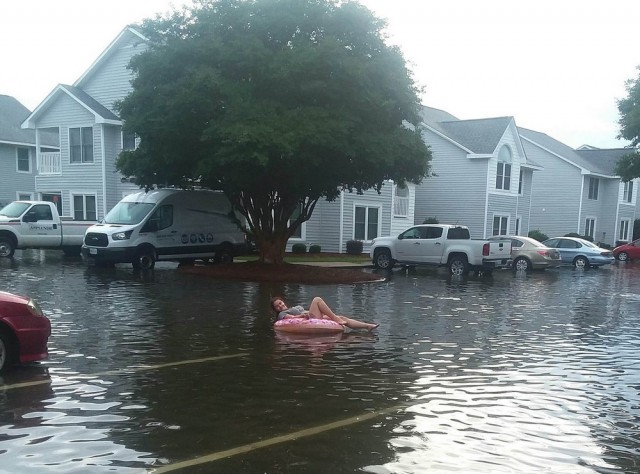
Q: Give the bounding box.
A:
[89,248,97,255]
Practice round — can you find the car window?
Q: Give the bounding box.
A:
[543,239,558,248]
[425,227,443,239]
[558,239,579,249]
[447,227,470,239]
[400,228,421,239]
[511,238,524,248]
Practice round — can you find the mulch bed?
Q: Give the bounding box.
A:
[177,260,383,284]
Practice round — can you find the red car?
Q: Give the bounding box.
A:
[0,291,51,372]
[613,239,640,262]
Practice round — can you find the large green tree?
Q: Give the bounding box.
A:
[117,0,431,263]
[615,66,640,180]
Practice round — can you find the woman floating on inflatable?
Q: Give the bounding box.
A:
[270,296,379,334]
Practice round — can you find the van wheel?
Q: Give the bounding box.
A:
[214,247,233,263]
[0,238,16,258]
[133,248,156,270]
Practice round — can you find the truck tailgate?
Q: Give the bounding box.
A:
[487,240,511,259]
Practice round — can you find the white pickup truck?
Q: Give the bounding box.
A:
[0,201,95,258]
[370,224,512,275]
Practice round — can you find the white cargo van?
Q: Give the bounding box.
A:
[82,189,247,269]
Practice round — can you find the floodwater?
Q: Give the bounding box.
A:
[1,250,639,473]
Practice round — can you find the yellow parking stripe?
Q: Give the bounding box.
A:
[149,403,408,473]
[0,353,249,391]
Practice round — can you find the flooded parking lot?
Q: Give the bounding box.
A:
[1,250,639,473]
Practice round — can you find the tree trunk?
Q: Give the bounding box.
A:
[257,234,289,264]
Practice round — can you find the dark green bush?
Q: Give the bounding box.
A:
[346,240,363,255]
[309,244,321,253]
[423,216,439,224]
[291,243,307,254]
[565,232,593,242]
[528,229,549,242]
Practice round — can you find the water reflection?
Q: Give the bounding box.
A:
[0,252,639,472]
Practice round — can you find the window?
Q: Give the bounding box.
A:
[122,131,137,151]
[354,206,379,240]
[515,217,521,236]
[17,147,30,172]
[289,204,304,239]
[623,181,634,203]
[619,219,630,241]
[73,194,97,221]
[496,146,512,191]
[518,169,523,194]
[70,127,94,163]
[585,218,595,239]
[588,177,599,200]
[141,205,173,232]
[394,185,409,217]
[17,193,33,200]
[492,215,508,236]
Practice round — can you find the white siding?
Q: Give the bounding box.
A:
[0,144,36,207]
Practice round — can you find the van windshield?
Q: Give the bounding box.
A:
[103,202,155,225]
[0,201,31,218]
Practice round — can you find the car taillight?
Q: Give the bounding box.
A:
[483,243,489,256]
[536,250,549,257]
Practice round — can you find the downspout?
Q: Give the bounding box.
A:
[101,123,107,220]
[339,190,344,253]
[577,175,585,233]
[527,171,533,235]
[613,181,621,246]
[34,129,41,198]
[483,160,491,238]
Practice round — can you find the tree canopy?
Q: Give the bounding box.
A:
[615,66,640,181]
[117,0,432,263]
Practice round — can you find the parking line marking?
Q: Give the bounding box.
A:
[0,352,249,391]
[149,403,409,473]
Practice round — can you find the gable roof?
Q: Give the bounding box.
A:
[437,117,514,154]
[0,95,58,147]
[518,127,624,177]
[21,26,147,130]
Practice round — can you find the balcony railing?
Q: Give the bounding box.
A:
[394,196,409,217]
[38,152,61,175]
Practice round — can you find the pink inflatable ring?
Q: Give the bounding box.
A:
[274,318,345,335]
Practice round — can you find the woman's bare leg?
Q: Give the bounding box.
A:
[309,297,379,331]
[308,297,344,324]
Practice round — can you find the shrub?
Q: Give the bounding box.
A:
[346,240,363,255]
[291,243,307,254]
[634,218,640,240]
[423,216,439,224]
[565,232,593,242]
[308,244,321,253]
[528,229,549,242]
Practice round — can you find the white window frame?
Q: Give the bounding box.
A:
[492,214,509,236]
[515,215,521,236]
[353,204,381,241]
[619,219,631,241]
[69,126,94,164]
[495,145,512,191]
[622,181,634,203]
[16,191,34,200]
[585,217,596,239]
[288,203,306,240]
[518,168,523,195]
[588,177,599,200]
[71,192,98,221]
[16,147,31,173]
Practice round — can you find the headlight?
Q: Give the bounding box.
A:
[112,230,133,241]
[26,298,45,317]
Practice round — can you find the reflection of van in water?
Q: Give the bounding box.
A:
[82,189,247,269]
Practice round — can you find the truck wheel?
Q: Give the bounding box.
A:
[373,249,394,269]
[512,256,531,273]
[448,255,469,276]
[62,246,82,257]
[133,248,156,270]
[0,238,16,258]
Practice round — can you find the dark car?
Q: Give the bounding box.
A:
[613,238,640,262]
[0,291,51,372]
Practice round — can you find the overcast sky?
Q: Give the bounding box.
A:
[2,0,638,149]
